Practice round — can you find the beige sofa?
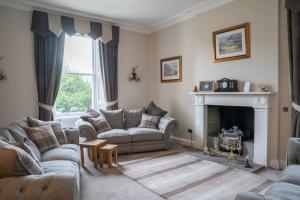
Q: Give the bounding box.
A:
[0,118,80,200]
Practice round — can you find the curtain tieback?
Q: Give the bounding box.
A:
[106,100,118,106]
[292,102,300,112]
[38,103,53,111]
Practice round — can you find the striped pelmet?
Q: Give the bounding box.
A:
[117,153,274,200]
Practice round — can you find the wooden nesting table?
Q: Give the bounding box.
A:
[80,139,107,168]
[99,144,118,168]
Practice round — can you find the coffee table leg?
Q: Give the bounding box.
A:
[99,150,103,168]
[80,146,84,167]
[114,148,118,164]
[108,150,113,168]
[92,147,97,168]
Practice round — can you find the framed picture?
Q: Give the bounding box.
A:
[199,81,215,92]
[213,23,250,63]
[160,56,182,83]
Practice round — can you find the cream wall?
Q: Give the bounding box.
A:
[148,0,281,168]
[0,6,150,126]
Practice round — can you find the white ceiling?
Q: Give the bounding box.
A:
[1,0,235,33]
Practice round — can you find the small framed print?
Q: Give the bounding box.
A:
[199,81,215,92]
[213,23,250,63]
[160,56,182,83]
[243,81,251,92]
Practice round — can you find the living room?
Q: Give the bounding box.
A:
[0,0,299,199]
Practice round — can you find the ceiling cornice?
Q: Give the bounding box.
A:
[0,0,236,34]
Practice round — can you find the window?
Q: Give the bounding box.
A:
[55,35,104,119]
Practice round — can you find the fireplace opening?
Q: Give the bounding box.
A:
[207,105,254,159]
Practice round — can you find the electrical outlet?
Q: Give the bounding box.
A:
[188,129,193,133]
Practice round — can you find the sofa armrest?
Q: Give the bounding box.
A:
[75,119,97,140]
[64,128,79,145]
[0,173,77,200]
[158,117,178,144]
[287,138,300,165]
[235,192,265,200]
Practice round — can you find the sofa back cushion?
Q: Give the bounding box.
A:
[25,124,59,153]
[0,140,43,178]
[100,109,124,129]
[27,117,68,145]
[124,108,144,129]
[88,115,112,133]
[138,113,161,129]
[145,102,167,117]
[0,128,16,144]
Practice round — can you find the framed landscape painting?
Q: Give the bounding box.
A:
[160,56,182,83]
[213,23,250,63]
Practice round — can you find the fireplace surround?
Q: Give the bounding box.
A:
[190,91,272,166]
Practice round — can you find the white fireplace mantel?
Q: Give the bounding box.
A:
[189,91,272,166]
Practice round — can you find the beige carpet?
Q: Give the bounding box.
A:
[117,152,274,200]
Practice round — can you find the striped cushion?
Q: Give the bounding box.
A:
[80,108,100,121]
[0,140,43,178]
[27,117,68,145]
[124,108,144,129]
[100,109,124,129]
[88,115,112,133]
[138,113,161,129]
[25,124,59,153]
[16,141,42,168]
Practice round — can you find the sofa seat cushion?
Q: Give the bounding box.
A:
[128,128,164,142]
[58,144,79,151]
[265,182,300,200]
[41,146,79,163]
[97,129,131,144]
[280,165,300,186]
[41,160,79,191]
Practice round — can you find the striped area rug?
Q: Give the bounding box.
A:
[117,152,274,200]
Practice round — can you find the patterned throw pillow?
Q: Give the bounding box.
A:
[138,113,161,129]
[100,109,124,129]
[27,117,68,145]
[88,115,112,133]
[145,101,167,117]
[16,141,41,168]
[80,108,101,121]
[24,124,59,153]
[0,140,43,178]
[124,108,145,129]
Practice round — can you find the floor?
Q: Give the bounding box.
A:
[80,143,281,200]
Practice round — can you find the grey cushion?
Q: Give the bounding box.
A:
[41,146,79,163]
[88,115,112,133]
[25,124,59,153]
[280,165,300,186]
[145,101,167,117]
[124,108,144,129]
[0,128,16,144]
[59,144,79,151]
[80,108,101,121]
[100,109,124,129]
[97,129,131,144]
[0,140,43,178]
[138,113,161,129]
[128,127,164,142]
[265,182,300,199]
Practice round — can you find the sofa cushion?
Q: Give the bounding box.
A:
[97,129,131,144]
[124,108,144,129]
[145,101,167,117]
[80,108,101,121]
[265,182,300,199]
[88,115,112,133]
[41,146,79,163]
[27,117,68,145]
[0,128,16,144]
[280,165,300,186]
[0,140,43,178]
[128,127,164,142]
[16,141,41,168]
[138,113,161,129]
[59,144,79,151]
[100,109,124,129]
[25,124,59,153]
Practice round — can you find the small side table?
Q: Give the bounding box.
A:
[80,139,106,168]
[99,144,118,168]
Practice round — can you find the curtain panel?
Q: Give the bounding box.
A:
[286,0,300,137]
[99,26,120,110]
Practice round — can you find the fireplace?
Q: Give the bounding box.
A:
[207,105,255,159]
[190,92,271,166]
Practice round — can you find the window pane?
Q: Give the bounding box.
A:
[56,74,93,114]
[63,35,93,74]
